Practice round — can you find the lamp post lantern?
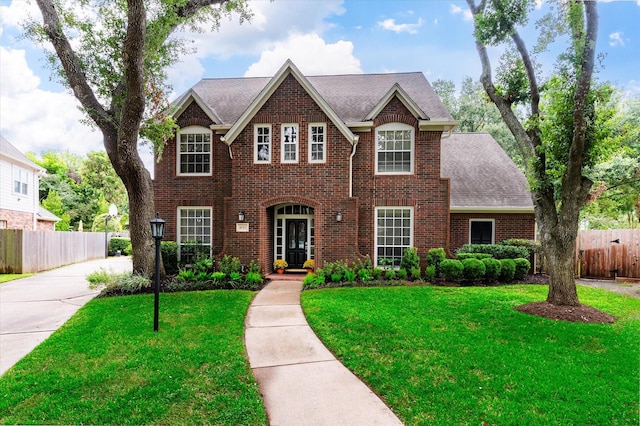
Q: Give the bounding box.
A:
[150,213,165,332]
[104,203,118,257]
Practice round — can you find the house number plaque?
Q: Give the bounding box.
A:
[236,223,249,233]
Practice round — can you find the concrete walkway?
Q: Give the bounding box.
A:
[245,276,403,426]
[0,256,132,376]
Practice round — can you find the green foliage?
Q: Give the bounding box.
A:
[177,269,196,282]
[425,266,436,282]
[160,241,179,274]
[108,237,130,255]
[218,255,242,275]
[499,259,516,281]
[211,271,226,282]
[358,268,373,282]
[385,269,396,280]
[440,259,464,282]
[513,258,531,280]
[400,247,420,271]
[87,268,150,294]
[86,268,111,287]
[410,267,422,280]
[459,244,529,260]
[457,252,494,260]
[426,248,446,276]
[343,269,356,282]
[396,268,408,280]
[481,258,502,281]
[499,239,541,256]
[244,272,263,287]
[92,213,124,233]
[462,258,487,280]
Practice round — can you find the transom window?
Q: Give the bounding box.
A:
[470,219,494,244]
[376,123,414,174]
[254,124,271,163]
[281,124,299,163]
[375,207,413,267]
[13,166,29,195]
[177,126,211,175]
[309,123,326,163]
[178,207,212,263]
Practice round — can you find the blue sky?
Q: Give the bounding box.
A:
[1,0,638,169]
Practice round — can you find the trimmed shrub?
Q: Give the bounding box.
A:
[462,258,486,280]
[400,247,420,271]
[481,257,502,281]
[441,259,463,282]
[457,252,493,260]
[372,267,383,279]
[425,265,436,282]
[161,241,179,275]
[499,259,516,281]
[513,258,531,280]
[397,268,408,279]
[499,239,541,257]
[410,267,422,280]
[109,237,130,255]
[385,269,396,280]
[459,244,529,260]
[426,248,446,276]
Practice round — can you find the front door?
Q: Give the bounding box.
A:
[286,219,307,268]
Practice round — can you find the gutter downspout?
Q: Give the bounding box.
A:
[349,138,358,198]
[440,127,454,139]
[220,136,233,160]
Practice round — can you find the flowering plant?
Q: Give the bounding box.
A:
[303,259,315,269]
[273,259,288,270]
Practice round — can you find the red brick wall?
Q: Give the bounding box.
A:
[449,212,536,252]
[0,209,35,230]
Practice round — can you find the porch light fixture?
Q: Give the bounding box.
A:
[238,211,245,222]
[336,210,342,222]
[150,213,165,332]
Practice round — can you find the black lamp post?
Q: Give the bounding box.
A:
[150,213,165,332]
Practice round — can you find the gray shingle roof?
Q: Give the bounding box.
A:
[188,71,454,125]
[0,134,42,171]
[441,133,533,211]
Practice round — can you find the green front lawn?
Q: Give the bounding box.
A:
[0,291,266,425]
[302,285,640,425]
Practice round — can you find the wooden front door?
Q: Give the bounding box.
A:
[286,219,307,268]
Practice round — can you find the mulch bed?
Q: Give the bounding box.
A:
[516,302,617,324]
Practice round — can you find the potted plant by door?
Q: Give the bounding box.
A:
[303,259,315,273]
[273,259,288,274]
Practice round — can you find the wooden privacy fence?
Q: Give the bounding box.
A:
[576,229,640,280]
[0,230,105,274]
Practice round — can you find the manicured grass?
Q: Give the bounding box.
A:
[0,291,266,425]
[302,285,640,425]
[0,274,32,284]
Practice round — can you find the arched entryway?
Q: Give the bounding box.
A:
[274,204,314,269]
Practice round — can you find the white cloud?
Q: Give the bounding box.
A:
[450,4,473,21]
[0,46,40,96]
[244,33,362,77]
[377,18,423,34]
[608,31,625,47]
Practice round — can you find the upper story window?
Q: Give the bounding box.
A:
[281,124,299,163]
[309,123,326,163]
[254,124,272,164]
[177,126,212,176]
[13,166,29,195]
[470,219,494,244]
[376,123,414,174]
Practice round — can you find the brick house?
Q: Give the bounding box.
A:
[0,135,59,231]
[154,60,534,271]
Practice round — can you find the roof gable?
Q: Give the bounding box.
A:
[221,60,358,145]
[365,83,428,121]
[172,89,222,124]
[441,133,534,212]
[0,135,44,173]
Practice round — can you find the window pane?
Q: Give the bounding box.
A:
[179,130,212,174]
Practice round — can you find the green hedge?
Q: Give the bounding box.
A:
[458,244,529,260]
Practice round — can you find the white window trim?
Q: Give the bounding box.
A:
[281,123,299,164]
[254,124,272,164]
[469,219,495,244]
[176,126,213,176]
[308,123,326,164]
[177,206,213,260]
[375,122,414,175]
[374,206,414,267]
[13,165,29,195]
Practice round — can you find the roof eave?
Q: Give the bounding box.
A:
[419,120,459,132]
[450,206,535,214]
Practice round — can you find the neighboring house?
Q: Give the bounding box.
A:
[0,135,59,231]
[154,60,535,271]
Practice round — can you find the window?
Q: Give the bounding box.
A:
[470,219,494,244]
[254,124,271,163]
[376,123,413,174]
[0,220,7,229]
[375,207,413,267]
[13,166,29,195]
[178,207,212,262]
[281,124,299,163]
[309,123,326,163]
[177,127,212,175]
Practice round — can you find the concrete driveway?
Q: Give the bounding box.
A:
[0,256,132,376]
